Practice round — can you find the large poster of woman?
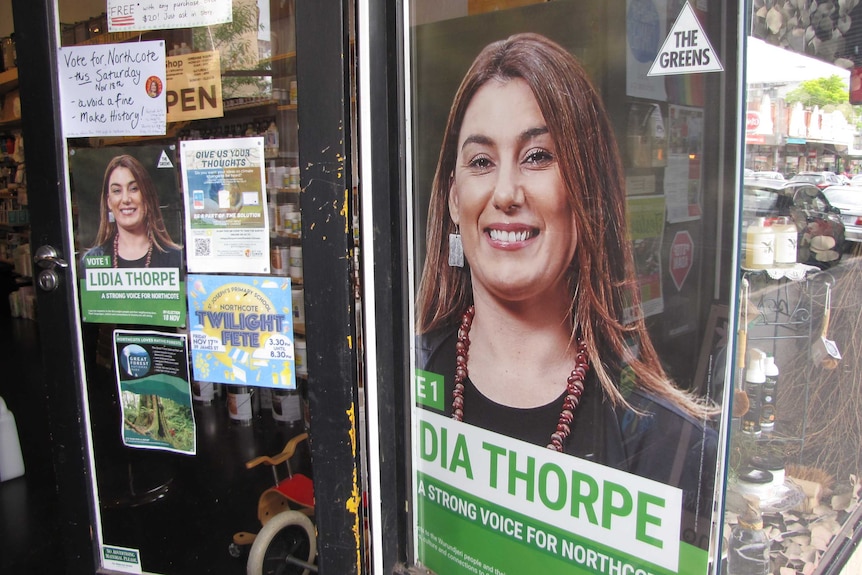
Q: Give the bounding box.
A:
[409,4,723,574]
[72,144,186,327]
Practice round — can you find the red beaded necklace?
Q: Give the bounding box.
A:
[114,233,153,268]
[451,305,591,452]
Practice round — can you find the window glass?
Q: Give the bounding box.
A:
[405,2,736,574]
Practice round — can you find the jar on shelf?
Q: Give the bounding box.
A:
[727,497,770,575]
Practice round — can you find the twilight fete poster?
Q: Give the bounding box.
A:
[72,145,186,327]
[187,275,296,389]
[180,137,271,274]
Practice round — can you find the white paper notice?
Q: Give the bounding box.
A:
[59,41,166,138]
[180,138,271,274]
[107,0,233,32]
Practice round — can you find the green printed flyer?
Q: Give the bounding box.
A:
[113,330,195,455]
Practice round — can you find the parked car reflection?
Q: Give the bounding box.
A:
[788,171,845,189]
[822,185,862,245]
[751,170,785,181]
[743,178,845,268]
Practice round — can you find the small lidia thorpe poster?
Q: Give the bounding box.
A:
[72,144,186,327]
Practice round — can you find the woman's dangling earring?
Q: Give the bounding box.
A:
[448,226,464,268]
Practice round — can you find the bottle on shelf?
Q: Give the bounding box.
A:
[271,387,303,426]
[744,217,775,269]
[771,216,797,266]
[760,355,778,432]
[271,244,287,277]
[289,244,303,283]
[226,384,255,426]
[265,120,279,157]
[192,379,215,405]
[741,349,765,437]
[727,496,770,575]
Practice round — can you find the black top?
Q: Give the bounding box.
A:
[418,326,718,550]
[81,241,184,272]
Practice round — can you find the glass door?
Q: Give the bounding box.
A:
[13,0,364,573]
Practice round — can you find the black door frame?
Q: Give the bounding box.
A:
[295,0,365,572]
[12,0,97,573]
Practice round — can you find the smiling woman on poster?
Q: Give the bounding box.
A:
[416,33,718,547]
[82,154,183,270]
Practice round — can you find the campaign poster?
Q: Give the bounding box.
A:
[187,275,296,389]
[58,41,166,138]
[180,137,271,274]
[113,330,195,455]
[72,145,186,327]
[409,4,719,575]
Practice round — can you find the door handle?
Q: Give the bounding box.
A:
[33,245,69,292]
[34,245,70,269]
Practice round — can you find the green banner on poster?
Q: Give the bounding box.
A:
[80,262,186,326]
[413,411,707,575]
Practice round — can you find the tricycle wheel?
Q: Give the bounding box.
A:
[246,510,316,575]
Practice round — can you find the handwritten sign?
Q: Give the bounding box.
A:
[166,51,224,122]
[107,0,233,32]
[58,41,166,138]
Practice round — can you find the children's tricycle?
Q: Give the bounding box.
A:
[230,432,318,575]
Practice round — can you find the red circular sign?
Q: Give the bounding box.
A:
[746,111,760,132]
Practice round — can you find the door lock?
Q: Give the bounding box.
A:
[33,245,69,292]
[37,269,60,292]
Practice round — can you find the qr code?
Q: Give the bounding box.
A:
[194,238,211,257]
